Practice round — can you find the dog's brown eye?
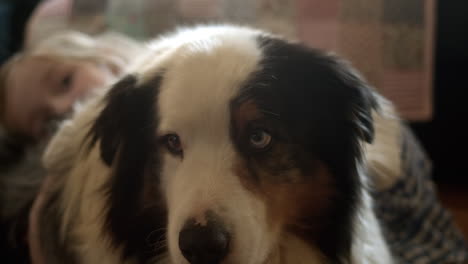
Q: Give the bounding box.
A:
[165,134,183,155]
[249,130,272,150]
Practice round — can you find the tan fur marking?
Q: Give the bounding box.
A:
[235,158,335,234]
[232,99,262,137]
[232,100,336,245]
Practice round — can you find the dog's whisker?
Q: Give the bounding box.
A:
[152,239,167,251]
[146,228,167,244]
[259,109,281,118]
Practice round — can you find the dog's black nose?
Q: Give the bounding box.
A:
[178,217,230,264]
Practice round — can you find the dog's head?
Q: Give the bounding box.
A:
[45,26,377,264]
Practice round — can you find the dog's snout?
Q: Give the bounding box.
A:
[178,217,230,264]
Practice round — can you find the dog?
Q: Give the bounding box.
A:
[32,25,396,264]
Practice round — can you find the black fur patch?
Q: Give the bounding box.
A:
[231,36,377,263]
[88,74,167,262]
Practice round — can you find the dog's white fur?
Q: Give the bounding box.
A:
[40,25,395,264]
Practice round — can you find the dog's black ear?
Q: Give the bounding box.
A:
[88,74,166,259]
[338,65,378,144]
[254,36,378,146]
[89,74,160,166]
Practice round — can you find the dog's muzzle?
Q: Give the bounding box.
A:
[178,212,230,264]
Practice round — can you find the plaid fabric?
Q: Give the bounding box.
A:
[373,126,468,263]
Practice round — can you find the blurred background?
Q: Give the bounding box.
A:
[25,0,437,122]
[2,0,467,237]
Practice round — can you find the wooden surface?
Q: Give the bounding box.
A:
[438,184,468,240]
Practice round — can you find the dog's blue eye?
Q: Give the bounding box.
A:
[165,134,183,155]
[249,130,272,150]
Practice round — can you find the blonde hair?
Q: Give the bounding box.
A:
[26,30,144,75]
[0,30,144,124]
[0,55,23,123]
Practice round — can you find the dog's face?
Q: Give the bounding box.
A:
[47,26,377,264]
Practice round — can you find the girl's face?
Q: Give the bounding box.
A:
[4,56,115,140]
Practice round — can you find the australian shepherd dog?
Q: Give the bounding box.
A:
[28,25,396,264]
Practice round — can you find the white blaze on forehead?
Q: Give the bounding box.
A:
[137,25,265,88]
[157,26,263,136]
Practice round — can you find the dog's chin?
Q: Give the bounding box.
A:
[167,247,271,264]
[166,239,274,264]
[260,247,282,264]
[165,235,320,264]
[261,234,325,264]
